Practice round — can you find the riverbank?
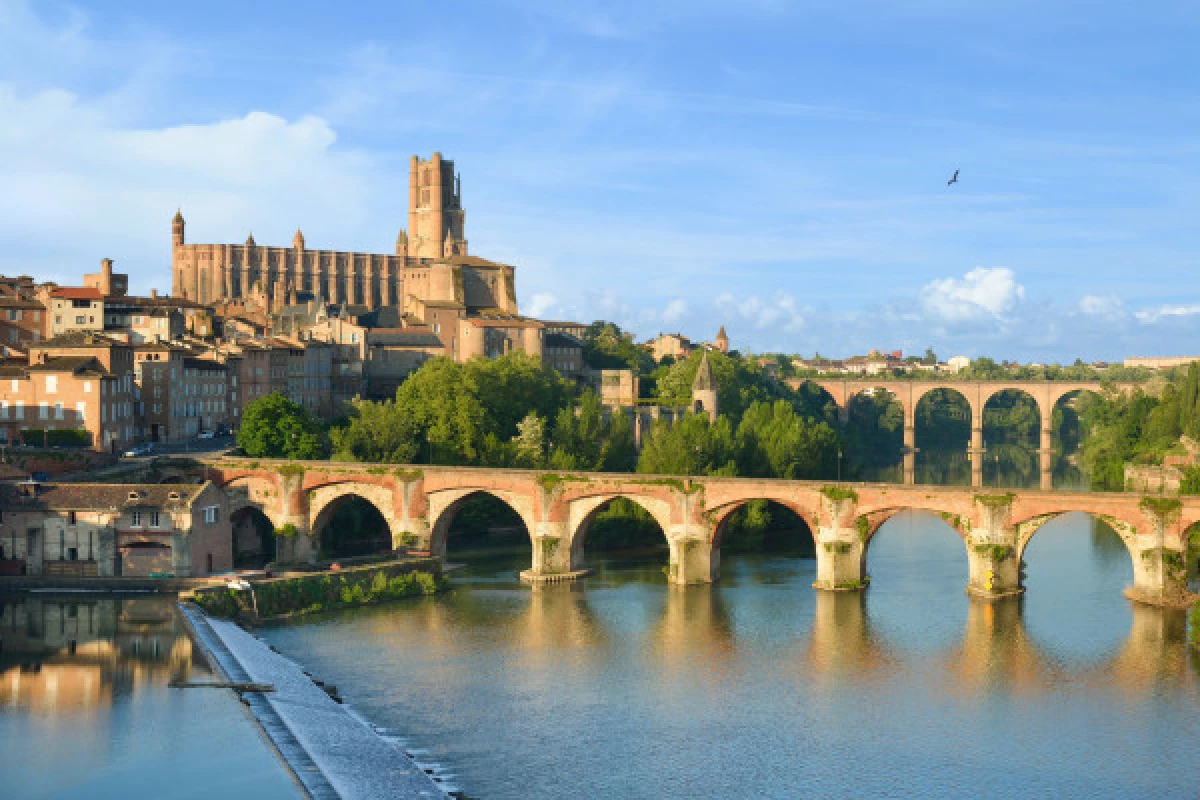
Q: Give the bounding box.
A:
[180,602,450,799]
[188,558,446,621]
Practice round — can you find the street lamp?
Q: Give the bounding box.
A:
[837,448,843,481]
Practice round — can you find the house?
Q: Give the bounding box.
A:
[0,481,232,577]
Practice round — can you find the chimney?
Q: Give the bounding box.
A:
[150,289,158,299]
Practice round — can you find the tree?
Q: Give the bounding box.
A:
[637,413,738,476]
[582,321,655,373]
[238,392,327,459]
[329,397,420,463]
[734,400,840,479]
[512,412,547,468]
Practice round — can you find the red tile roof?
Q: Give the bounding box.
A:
[49,287,103,300]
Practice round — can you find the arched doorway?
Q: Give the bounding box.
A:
[313,495,392,560]
[231,507,276,569]
[572,497,668,580]
[843,388,904,482]
[981,389,1040,488]
[914,388,971,485]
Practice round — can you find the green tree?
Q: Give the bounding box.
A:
[237,392,327,459]
[512,412,547,468]
[637,413,738,476]
[330,397,420,463]
[547,390,636,472]
[734,400,840,479]
[582,321,655,373]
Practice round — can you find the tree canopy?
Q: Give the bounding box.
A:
[238,392,328,459]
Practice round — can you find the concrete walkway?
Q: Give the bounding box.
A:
[181,604,448,799]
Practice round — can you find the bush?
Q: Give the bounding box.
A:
[20,428,92,447]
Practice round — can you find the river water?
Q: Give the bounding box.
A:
[0,594,301,799]
[259,511,1200,798]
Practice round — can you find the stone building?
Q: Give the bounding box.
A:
[0,333,137,452]
[649,333,693,363]
[171,152,510,314]
[41,286,105,338]
[0,481,232,577]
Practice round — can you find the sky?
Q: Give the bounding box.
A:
[1,0,1198,362]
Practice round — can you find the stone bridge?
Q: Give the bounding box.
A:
[202,457,1197,607]
[791,379,1141,488]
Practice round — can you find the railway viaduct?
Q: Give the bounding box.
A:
[200,456,1197,608]
[792,379,1141,488]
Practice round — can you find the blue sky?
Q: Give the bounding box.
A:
[2,0,1199,361]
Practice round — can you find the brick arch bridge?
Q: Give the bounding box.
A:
[792,379,1141,488]
[200,457,1196,607]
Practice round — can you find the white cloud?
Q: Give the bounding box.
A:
[527,292,558,318]
[0,84,380,293]
[1134,304,1200,324]
[715,291,805,335]
[920,267,1025,322]
[662,298,687,324]
[1079,294,1123,315]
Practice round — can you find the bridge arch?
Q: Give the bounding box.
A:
[979,388,1042,488]
[231,506,276,568]
[310,489,395,559]
[708,497,817,551]
[222,474,289,531]
[913,387,972,485]
[428,488,536,560]
[1012,509,1140,568]
[566,493,673,568]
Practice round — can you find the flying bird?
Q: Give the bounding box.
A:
[947,169,959,186]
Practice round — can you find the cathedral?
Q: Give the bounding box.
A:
[170,152,517,317]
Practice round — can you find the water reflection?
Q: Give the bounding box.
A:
[1,595,194,714]
[1,594,300,799]
[259,512,1200,800]
[802,590,895,682]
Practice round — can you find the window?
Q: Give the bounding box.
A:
[15,402,23,420]
[75,316,86,325]
[203,506,218,524]
[150,511,160,528]
[38,402,48,420]
[45,375,57,393]
[0,402,7,420]
[54,403,63,420]
[83,381,91,393]
[131,510,141,526]
[75,402,85,421]
[68,511,76,526]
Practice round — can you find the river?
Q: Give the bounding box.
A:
[1,593,301,799]
[257,511,1200,798]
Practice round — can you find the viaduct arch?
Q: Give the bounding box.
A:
[199,457,1198,608]
[791,379,1139,488]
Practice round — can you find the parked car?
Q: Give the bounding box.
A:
[197,429,216,440]
[122,443,154,458]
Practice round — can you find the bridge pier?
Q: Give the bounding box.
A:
[667,537,717,585]
[902,417,916,485]
[1039,417,1054,490]
[965,538,1023,599]
[812,492,868,591]
[970,410,984,488]
[1128,544,1192,608]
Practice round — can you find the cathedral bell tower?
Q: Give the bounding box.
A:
[408,152,467,259]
